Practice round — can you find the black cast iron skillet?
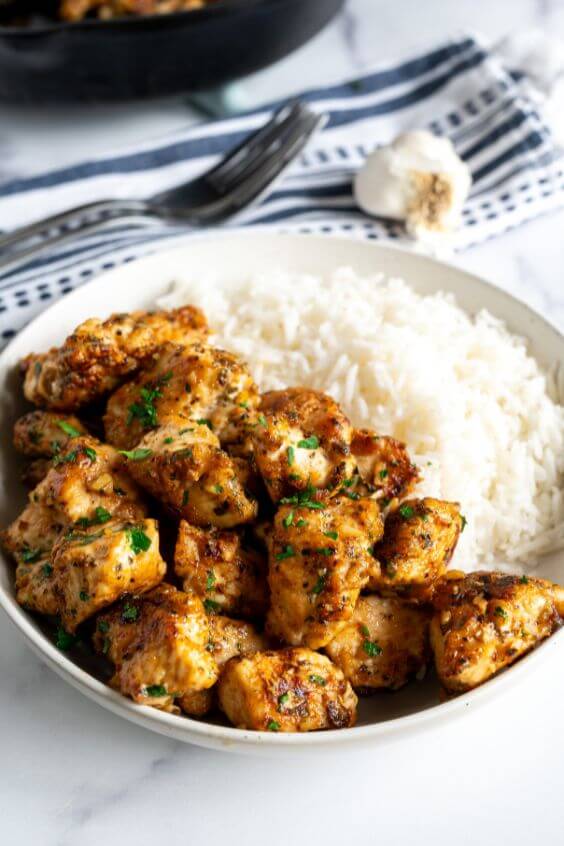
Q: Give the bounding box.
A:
[0,0,344,103]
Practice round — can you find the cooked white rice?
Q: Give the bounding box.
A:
[157,267,564,570]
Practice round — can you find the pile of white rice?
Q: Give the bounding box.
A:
[158,268,564,571]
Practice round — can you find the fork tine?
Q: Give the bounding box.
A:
[211,111,327,220]
[206,100,308,193]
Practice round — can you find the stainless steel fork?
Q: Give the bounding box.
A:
[0,101,326,275]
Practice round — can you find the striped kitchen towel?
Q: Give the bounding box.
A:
[0,32,562,345]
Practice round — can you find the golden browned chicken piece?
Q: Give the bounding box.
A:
[60,0,214,23]
[21,306,208,411]
[122,415,258,529]
[351,430,420,504]
[267,496,384,649]
[368,497,462,599]
[252,388,356,503]
[430,571,564,693]
[2,436,146,615]
[325,595,430,691]
[174,521,268,618]
[218,647,357,732]
[104,342,258,451]
[52,518,166,631]
[178,614,268,716]
[13,411,87,458]
[93,584,218,711]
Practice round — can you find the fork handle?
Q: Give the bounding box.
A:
[0,199,152,254]
[0,205,157,278]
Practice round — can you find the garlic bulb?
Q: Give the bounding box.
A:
[354,130,472,241]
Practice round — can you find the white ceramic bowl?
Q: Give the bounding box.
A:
[0,233,562,756]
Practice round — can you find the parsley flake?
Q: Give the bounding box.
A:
[323,531,338,540]
[21,546,42,563]
[287,445,295,467]
[57,420,82,438]
[297,436,319,450]
[206,570,216,591]
[121,603,139,622]
[119,448,153,461]
[399,505,415,520]
[145,684,167,697]
[283,511,294,528]
[55,626,77,651]
[363,640,383,657]
[42,564,53,577]
[204,598,221,613]
[267,720,280,732]
[127,527,151,555]
[309,674,326,686]
[275,545,295,561]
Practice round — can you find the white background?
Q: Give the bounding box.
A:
[1,1,564,843]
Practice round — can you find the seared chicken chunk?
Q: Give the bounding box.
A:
[218,647,357,732]
[104,342,258,451]
[179,614,268,716]
[52,518,166,631]
[267,497,383,649]
[123,415,258,529]
[93,584,218,711]
[351,430,420,503]
[325,595,430,691]
[174,521,268,618]
[252,388,355,503]
[21,459,52,489]
[431,571,564,693]
[14,411,87,458]
[22,306,208,411]
[13,553,60,616]
[368,497,462,598]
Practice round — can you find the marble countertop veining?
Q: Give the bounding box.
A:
[1,3,564,845]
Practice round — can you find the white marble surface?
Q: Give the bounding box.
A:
[1,2,564,844]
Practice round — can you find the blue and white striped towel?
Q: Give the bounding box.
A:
[0,33,562,346]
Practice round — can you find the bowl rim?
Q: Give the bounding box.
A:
[0,231,562,750]
[0,0,297,36]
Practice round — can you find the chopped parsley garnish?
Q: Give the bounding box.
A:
[79,591,90,602]
[287,446,295,467]
[297,436,319,450]
[98,620,110,633]
[121,603,140,622]
[55,626,77,651]
[53,448,78,466]
[280,484,325,511]
[127,385,162,429]
[102,638,110,655]
[42,564,53,577]
[197,418,213,429]
[75,506,111,528]
[309,674,326,686]
[360,624,370,637]
[379,468,389,479]
[343,490,360,501]
[57,420,82,438]
[316,547,334,557]
[296,519,307,528]
[206,570,216,591]
[119,448,153,461]
[267,720,280,732]
[363,639,383,657]
[21,546,42,563]
[127,527,151,555]
[277,692,290,707]
[213,484,224,494]
[182,490,190,506]
[520,575,529,585]
[164,437,174,444]
[399,505,415,520]
[145,684,167,697]
[311,571,327,595]
[494,606,508,619]
[84,446,97,463]
[276,545,295,561]
[64,529,105,545]
[257,414,268,428]
[283,511,294,528]
[323,531,338,540]
[204,598,221,613]
[460,514,467,532]
[238,401,249,409]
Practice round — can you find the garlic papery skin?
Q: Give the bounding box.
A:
[354,130,472,242]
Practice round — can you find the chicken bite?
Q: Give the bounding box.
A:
[430,571,564,693]
[104,342,258,451]
[52,518,166,631]
[267,496,384,649]
[368,497,462,599]
[22,306,208,411]
[252,388,355,503]
[178,614,268,716]
[325,595,430,691]
[122,416,258,529]
[174,521,268,618]
[351,430,420,503]
[218,647,357,732]
[13,411,87,459]
[93,584,218,711]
